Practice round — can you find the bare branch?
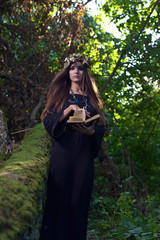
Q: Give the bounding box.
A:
[30,94,46,124]
[10,128,33,135]
[0,72,25,90]
[84,0,92,5]
[26,62,41,80]
[100,0,160,93]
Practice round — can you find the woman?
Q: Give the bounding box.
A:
[40,54,105,240]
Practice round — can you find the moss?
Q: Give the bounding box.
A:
[0,152,7,164]
[0,123,51,240]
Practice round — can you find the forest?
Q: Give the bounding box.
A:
[0,0,160,239]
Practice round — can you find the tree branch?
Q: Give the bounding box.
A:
[0,72,25,90]
[144,111,160,146]
[29,94,46,125]
[100,0,160,93]
[26,62,41,81]
[84,0,92,5]
[10,128,32,135]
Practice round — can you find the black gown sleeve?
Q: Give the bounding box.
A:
[44,108,68,139]
[92,124,105,159]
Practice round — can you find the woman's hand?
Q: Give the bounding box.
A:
[69,105,90,117]
[69,104,81,111]
[71,120,96,136]
[59,104,90,122]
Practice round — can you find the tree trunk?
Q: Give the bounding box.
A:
[0,110,8,152]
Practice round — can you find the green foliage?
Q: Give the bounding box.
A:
[105,87,160,190]
[82,13,122,89]
[88,162,160,240]
[102,0,159,34]
[96,0,160,192]
[85,2,160,238]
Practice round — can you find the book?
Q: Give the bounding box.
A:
[67,108,100,125]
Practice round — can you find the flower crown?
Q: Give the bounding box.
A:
[64,53,91,68]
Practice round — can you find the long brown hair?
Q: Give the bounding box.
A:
[41,62,105,124]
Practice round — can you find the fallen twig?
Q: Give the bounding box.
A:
[11,128,32,135]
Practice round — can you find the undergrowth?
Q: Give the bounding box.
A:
[87,160,160,240]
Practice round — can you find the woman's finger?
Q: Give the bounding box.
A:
[85,110,90,117]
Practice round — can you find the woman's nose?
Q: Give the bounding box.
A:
[74,67,78,73]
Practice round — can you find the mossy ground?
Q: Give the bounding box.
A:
[0,123,51,240]
[0,152,7,165]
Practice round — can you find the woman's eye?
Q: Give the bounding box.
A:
[70,67,75,70]
[70,66,83,71]
[78,67,84,70]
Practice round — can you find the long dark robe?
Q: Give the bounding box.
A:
[39,94,105,240]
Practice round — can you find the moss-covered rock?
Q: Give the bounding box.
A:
[0,152,7,165]
[0,123,51,240]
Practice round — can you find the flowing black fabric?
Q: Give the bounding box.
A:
[39,94,105,240]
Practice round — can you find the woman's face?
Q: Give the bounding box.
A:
[69,62,84,84]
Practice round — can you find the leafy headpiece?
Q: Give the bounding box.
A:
[64,53,90,68]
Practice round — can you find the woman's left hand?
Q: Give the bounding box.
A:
[71,121,96,136]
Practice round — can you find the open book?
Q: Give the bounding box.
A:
[67,108,100,125]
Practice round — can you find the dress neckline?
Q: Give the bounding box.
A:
[69,93,87,97]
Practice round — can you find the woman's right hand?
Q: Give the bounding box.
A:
[59,105,90,122]
[69,104,82,112]
[59,105,85,122]
[69,105,90,117]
